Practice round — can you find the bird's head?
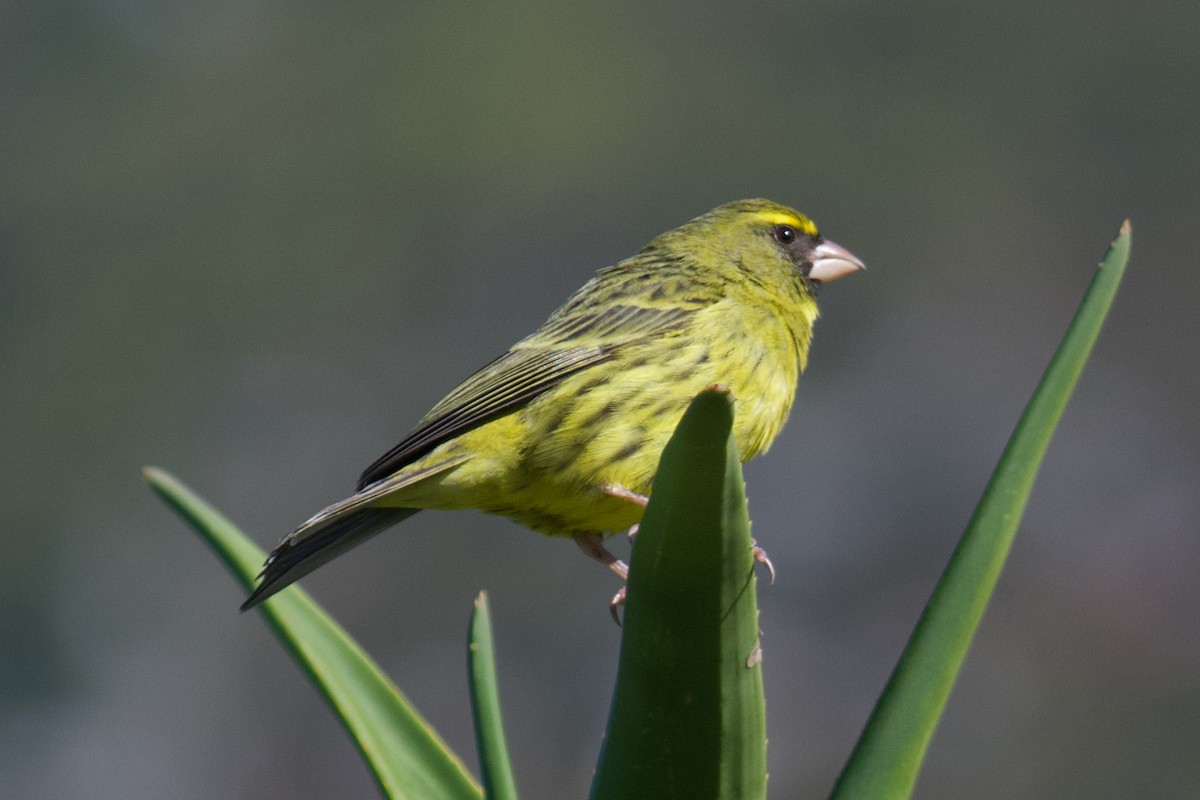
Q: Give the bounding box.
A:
[660,199,865,296]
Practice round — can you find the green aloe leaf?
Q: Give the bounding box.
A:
[468,591,519,800]
[830,221,1132,799]
[144,467,482,800]
[591,387,767,800]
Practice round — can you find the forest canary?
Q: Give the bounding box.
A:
[242,199,863,610]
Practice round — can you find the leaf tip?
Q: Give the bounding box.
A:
[690,384,737,417]
[142,466,181,494]
[1097,219,1132,271]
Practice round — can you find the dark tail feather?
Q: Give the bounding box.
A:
[240,507,419,610]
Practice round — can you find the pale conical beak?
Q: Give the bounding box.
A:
[809,239,865,283]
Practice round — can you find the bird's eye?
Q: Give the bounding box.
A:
[772,225,797,245]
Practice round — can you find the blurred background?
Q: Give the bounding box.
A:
[2,1,1197,797]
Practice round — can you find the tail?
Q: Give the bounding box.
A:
[241,506,419,610]
[241,453,471,610]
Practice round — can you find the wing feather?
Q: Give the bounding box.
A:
[356,301,690,490]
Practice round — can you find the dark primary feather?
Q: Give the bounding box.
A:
[356,302,693,490]
[240,507,419,610]
[243,455,472,610]
[356,346,610,490]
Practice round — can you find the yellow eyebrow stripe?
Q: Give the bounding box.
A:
[757,210,819,236]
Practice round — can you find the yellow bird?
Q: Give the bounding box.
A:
[243,199,862,610]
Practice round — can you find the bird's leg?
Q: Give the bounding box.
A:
[581,485,646,622]
[574,532,630,624]
[601,483,648,543]
[601,483,649,507]
[573,532,628,580]
[588,484,652,622]
[598,483,776,588]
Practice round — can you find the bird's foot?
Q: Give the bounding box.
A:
[574,532,632,625]
[580,488,648,625]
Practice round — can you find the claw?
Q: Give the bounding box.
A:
[625,523,640,543]
[609,585,626,625]
[751,541,776,585]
